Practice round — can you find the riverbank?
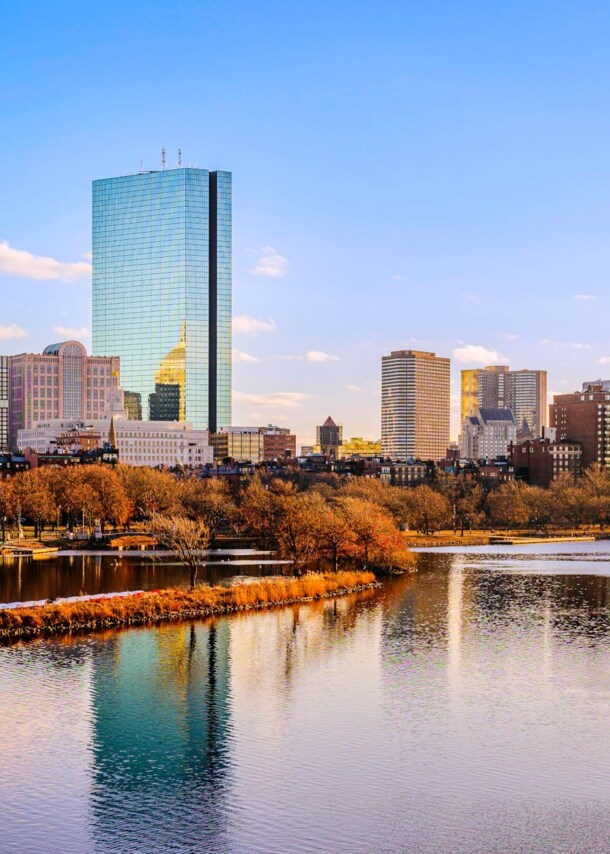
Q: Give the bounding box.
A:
[404,530,603,548]
[0,571,378,641]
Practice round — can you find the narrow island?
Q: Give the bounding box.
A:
[0,571,378,641]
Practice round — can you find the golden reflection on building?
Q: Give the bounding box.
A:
[150,323,186,421]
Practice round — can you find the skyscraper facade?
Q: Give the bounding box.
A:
[92,166,231,432]
[381,350,450,461]
[460,366,547,437]
[0,356,8,452]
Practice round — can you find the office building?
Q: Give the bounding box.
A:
[381,350,450,461]
[549,384,610,469]
[0,356,8,452]
[314,416,343,457]
[18,380,212,468]
[92,164,231,432]
[460,366,547,437]
[459,407,517,461]
[337,437,382,459]
[8,340,119,451]
[210,425,296,463]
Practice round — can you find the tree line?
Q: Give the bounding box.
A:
[2,463,610,572]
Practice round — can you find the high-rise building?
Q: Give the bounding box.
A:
[7,340,120,451]
[0,356,8,452]
[314,416,343,457]
[550,384,610,469]
[461,366,547,437]
[92,165,231,432]
[381,350,450,461]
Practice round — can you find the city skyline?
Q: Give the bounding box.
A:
[4,4,610,445]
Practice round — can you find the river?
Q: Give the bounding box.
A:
[1,542,609,853]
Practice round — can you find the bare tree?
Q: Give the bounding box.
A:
[152,514,211,589]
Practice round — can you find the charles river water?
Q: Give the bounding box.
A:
[0,542,609,853]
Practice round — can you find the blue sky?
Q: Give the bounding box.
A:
[2,1,610,445]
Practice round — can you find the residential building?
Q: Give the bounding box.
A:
[314,416,343,457]
[460,366,547,437]
[0,356,8,452]
[337,437,382,459]
[17,379,212,468]
[549,384,610,469]
[381,350,450,461]
[459,407,517,460]
[510,431,582,487]
[8,340,120,451]
[92,164,231,431]
[379,461,431,486]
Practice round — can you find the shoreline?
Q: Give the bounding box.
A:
[405,533,601,548]
[0,571,379,643]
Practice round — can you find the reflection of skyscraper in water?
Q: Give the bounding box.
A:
[90,621,232,851]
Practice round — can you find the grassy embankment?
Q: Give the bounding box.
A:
[0,571,377,641]
[404,529,602,547]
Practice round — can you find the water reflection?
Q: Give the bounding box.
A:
[1,545,610,853]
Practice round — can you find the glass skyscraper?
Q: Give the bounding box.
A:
[92,167,231,431]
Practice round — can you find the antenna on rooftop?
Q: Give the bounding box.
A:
[161,147,167,170]
[140,157,143,171]
[178,148,182,166]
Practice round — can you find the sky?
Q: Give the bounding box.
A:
[2,1,610,447]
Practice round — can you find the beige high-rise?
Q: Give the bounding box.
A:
[381,350,450,461]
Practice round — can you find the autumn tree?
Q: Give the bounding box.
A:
[152,514,211,589]
[486,482,528,530]
[13,469,56,540]
[309,495,359,572]
[240,477,279,546]
[270,491,321,575]
[116,465,182,521]
[180,477,236,542]
[0,478,15,543]
[337,496,413,571]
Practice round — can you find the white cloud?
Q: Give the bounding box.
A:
[0,324,27,340]
[570,342,592,350]
[346,384,362,392]
[498,332,519,341]
[600,357,610,365]
[452,344,507,365]
[392,274,406,281]
[277,354,303,361]
[232,314,276,335]
[232,348,260,364]
[53,325,91,340]
[82,251,93,262]
[234,391,313,409]
[249,246,288,278]
[574,294,597,301]
[0,241,91,281]
[306,350,340,363]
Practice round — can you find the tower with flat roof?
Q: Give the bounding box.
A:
[92,165,231,432]
[381,350,450,461]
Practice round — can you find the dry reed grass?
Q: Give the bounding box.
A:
[0,571,377,640]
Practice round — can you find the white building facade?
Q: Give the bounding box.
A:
[459,407,517,461]
[17,381,212,467]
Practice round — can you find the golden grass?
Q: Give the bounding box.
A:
[0,571,377,640]
[108,534,157,548]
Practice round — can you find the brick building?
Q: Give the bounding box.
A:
[549,384,610,470]
[510,435,582,487]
